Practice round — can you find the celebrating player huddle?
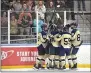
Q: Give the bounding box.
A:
[34,20,83,70]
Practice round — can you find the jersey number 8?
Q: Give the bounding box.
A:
[77,34,80,41]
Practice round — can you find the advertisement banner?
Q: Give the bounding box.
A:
[1,45,91,69]
[1,47,38,66]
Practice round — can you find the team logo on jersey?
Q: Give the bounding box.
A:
[1,50,14,60]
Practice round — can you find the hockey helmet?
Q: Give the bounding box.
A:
[41,23,48,31]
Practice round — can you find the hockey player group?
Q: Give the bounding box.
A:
[34,20,82,70]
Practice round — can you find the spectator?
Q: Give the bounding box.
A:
[18,6,32,35]
[65,0,75,20]
[27,0,35,12]
[26,0,35,20]
[9,0,17,9]
[33,19,44,33]
[9,6,16,15]
[12,0,22,19]
[1,12,8,40]
[46,0,55,23]
[47,0,54,9]
[21,3,29,11]
[1,0,10,10]
[13,0,22,12]
[53,0,65,25]
[10,14,18,35]
[1,12,8,27]
[77,0,86,11]
[35,0,46,21]
[13,0,22,19]
[55,0,65,11]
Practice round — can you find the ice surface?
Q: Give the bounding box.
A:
[1,68,90,72]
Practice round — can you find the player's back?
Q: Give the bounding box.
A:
[37,31,47,46]
[49,31,60,47]
[71,29,81,47]
[61,32,71,48]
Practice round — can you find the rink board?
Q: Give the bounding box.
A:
[1,45,91,69]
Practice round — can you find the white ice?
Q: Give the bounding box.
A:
[1,68,90,72]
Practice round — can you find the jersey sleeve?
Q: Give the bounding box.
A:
[71,32,76,40]
[54,34,61,41]
[41,35,46,43]
[38,33,41,40]
[39,33,46,42]
[46,34,50,40]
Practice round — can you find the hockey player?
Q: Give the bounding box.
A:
[59,25,74,70]
[34,23,49,69]
[47,28,61,69]
[70,21,83,69]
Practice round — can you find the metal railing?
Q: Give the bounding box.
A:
[1,27,37,44]
[75,12,91,44]
[1,10,91,45]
